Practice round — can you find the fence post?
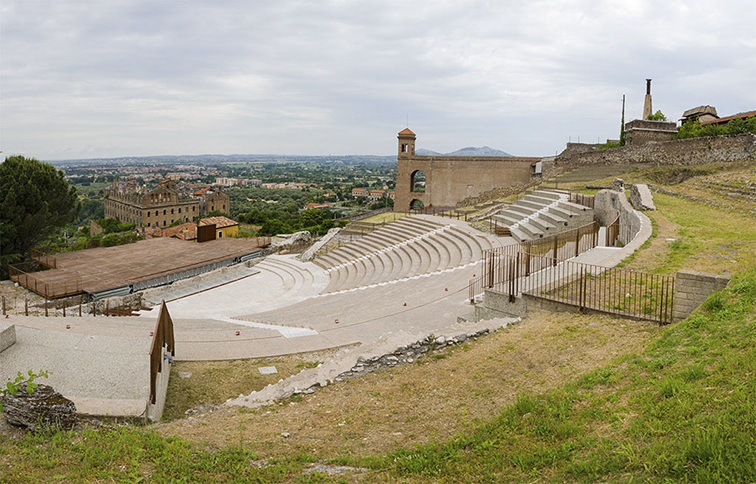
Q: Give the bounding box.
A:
[45,300,48,317]
[1,296,5,316]
[25,299,28,316]
[524,249,530,277]
[575,227,580,258]
[63,301,66,317]
[579,266,586,311]
[553,236,558,267]
[79,296,82,317]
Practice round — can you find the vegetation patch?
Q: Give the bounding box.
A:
[357,268,756,483]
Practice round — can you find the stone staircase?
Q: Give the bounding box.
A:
[490,190,594,243]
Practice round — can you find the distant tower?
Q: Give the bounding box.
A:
[397,128,416,158]
[643,79,653,120]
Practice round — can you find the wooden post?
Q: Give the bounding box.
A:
[79,296,82,317]
[2,296,5,315]
[45,300,48,317]
[63,301,66,317]
[25,299,28,316]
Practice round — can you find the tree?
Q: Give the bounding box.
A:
[647,110,667,121]
[0,156,80,277]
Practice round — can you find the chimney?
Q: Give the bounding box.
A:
[643,79,653,120]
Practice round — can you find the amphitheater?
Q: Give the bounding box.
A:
[0,189,653,421]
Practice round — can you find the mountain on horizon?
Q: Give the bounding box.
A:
[416,146,512,157]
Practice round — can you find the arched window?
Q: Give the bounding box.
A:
[410,199,425,211]
[410,170,426,193]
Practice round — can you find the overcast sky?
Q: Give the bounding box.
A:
[1,1,754,161]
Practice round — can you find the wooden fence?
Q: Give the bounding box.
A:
[149,301,175,405]
[8,263,82,299]
[32,248,57,268]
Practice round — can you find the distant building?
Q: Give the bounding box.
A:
[680,106,719,124]
[303,202,331,210]
[200,216,239,239]
[157,222,198,241]
[104,179,229,228]
[368,189,386,201]
[352,188,368,198]
[701,110,756,127]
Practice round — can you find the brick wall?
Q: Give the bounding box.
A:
[674,270,731,321]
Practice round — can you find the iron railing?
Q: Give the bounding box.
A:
[149,301,175,405]
[483,251,675,324]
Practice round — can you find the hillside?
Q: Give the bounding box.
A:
[416,146,513,157]
[2,161,756,483]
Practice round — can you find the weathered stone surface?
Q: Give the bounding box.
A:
[268,231,312,252]
[299,228,341,261]
[629,184,656,211]
[2,383,77,431]
[612,178,625,192]
[557,133,756,167]
[0,322,16,354]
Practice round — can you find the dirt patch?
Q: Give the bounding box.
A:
[162,347,354,421]
[157,311,659,460]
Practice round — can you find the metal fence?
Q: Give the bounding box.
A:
[149,301,175,405]
[522,220,602,261]
[408,207,471,220]
[470,247,675,324]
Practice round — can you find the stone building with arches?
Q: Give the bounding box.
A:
[394,128,541,212]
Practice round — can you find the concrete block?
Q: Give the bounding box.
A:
[483,289,527,317]
[0,322,16,354]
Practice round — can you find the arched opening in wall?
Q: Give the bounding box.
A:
[410,199,425,211]
[410,170,426,193]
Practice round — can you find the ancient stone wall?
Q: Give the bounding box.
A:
[557,133,756,167]
[628,184,655,211]
[594,187,642,246]
[674,270,730,322]
[395,156,537,212]
[394,129,539,212]
[624,119,677,146]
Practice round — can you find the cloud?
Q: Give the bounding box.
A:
[1,0,754,159]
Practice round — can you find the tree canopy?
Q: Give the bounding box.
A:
[1,156,80,277]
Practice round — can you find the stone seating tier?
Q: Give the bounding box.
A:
[312,216,490,293]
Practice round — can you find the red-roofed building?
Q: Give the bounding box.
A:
[701,110,756,126]
[351,188,368,198]
[304,202,331,210]
[368,189,386,201]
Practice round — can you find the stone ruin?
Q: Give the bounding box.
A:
[2,383,77,431]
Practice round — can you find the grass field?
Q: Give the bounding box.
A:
[2,162,756,483]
